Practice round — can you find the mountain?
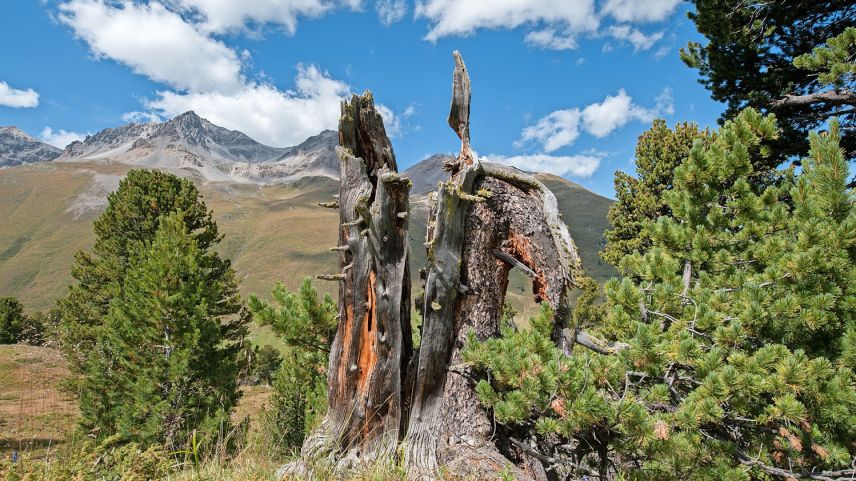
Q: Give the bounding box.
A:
[406,154,456,195]
[55,112,337,183]
[0,125,614,320]
[230,130,339,183]
[58,122,158,160]
[0,126,61,167]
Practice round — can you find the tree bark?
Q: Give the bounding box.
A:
[283,52,585,480]
[404,52,584,480]
[770,88,856,108]
[285,92,412,474]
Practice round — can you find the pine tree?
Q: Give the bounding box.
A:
[249,278,336,455]
[60,169,226,377]
[466,110,856,480]
[80,211,244,448]
[0,297,26,344]
[602,120,710,266]
[682,0,855,164]
[253,345,284,385]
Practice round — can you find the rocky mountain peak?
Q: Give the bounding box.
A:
[0,126,36,142]
[0,126,61,167]
[60,122,159,159]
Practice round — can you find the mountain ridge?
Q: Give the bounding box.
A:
[48,111,337,184]
[0,126,62,167]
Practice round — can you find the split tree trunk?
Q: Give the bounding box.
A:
[284,52,584,480]
[289,92,412,473]
[405,54,583,480]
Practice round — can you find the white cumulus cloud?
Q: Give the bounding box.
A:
[520,88,674,151]
[376,0,406,25]
[40,127,87,148]
[0,81,39,108]
[607,25,664,51]
[415,0,599,43]
[581,88,672,137]
[145,65,349,147]
[59,0,245,94]
[166,0,361,35]
[519,109,582,153]
[601,0,681,23]
[377,103,416,138]
[121,111,163,124]
[486,152,602,178]
[524,28,577,50]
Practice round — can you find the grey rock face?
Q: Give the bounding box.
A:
[0,126,61,167]
[144,111,288,164]
[56,112,340,183]
[403,153,456,195]
[59,122,158,160]
[230,130,339,183]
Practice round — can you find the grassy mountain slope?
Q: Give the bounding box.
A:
[0,161,614,321]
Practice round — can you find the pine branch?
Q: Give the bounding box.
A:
[770,89,856,108]
[735,450,856,481]
[508,437,600,477]
[563,328,629,355]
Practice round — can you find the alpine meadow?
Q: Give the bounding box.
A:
[1,1,855,480]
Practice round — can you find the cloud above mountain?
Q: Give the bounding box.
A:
[40,127,88,148]
[519,88,673,152]
[59,0,245,93]
[57,0,351,146]
[56,0,430,147]
[0,81,39,108]
[145,65,348,147]
[487,152,603,178]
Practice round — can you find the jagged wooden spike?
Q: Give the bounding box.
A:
[493,249,536,278]
[448,50,471,146]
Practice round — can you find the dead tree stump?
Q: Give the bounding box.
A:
[286,92,412,474]
[283,52,584,481]
[404,52,583,480]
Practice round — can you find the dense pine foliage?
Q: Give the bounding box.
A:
[466,111,856,480]
[602,120,711,266]
[0,297,26,344]
[59,169,229,378]
[682,0,855,164]
[59,169,246,448]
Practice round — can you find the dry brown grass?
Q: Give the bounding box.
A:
[0,344,77,459]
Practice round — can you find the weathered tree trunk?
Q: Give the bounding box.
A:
[285,92,412,475]
[403,52,584,480]
[283,52,584,480]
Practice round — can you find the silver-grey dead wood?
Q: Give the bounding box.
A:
[281,52,597,481]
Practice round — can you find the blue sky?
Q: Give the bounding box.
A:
[0,0,725,198]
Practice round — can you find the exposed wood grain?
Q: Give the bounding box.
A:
[287,53,587,481]
[285,92,411,474]
[404,53,583,481]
